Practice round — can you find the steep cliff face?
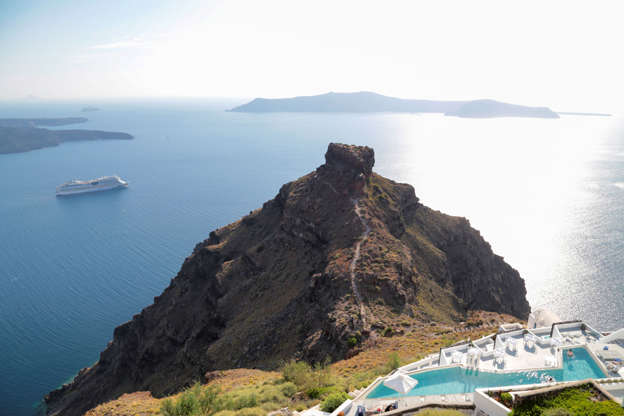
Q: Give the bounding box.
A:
[45,143,529,416]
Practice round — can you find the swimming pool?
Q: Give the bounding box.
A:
[367,348,606,398]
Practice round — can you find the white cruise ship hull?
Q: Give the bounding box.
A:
[56,183,127,196]
[56,176,128,196]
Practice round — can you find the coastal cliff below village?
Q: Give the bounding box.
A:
[45,143,530,416]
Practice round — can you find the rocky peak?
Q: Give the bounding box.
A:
[45,142,529,416]
[324,143,374,176]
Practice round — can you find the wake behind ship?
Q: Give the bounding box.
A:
[56,175,128,196]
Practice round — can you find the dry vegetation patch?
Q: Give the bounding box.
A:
[84,392,160,416]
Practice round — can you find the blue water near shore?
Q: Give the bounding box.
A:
[0,99,623,415]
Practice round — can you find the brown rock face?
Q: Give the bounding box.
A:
[324,143,374,176]
[45,143,529,416]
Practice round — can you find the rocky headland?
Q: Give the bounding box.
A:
[0,117,132,154]
[45,143,529,416]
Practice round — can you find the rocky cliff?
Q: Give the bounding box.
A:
[45,143,529,416]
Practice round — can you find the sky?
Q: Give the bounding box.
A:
[1,0,623,112]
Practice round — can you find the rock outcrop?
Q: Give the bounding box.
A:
[45,143,529,416]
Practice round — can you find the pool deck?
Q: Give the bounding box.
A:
[345,321,624,416]
[474,339,559,372]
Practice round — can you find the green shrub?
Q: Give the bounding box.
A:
[233,393,257,410]
[386,352,401,372]
[160,388,198,416]
[178,390,198,415]
[281,360,312,387]
[260,401,283,412]
[543,409,573,416]
[382,327,393,337]
[235,407,266,416]
[197,385,220,414]
[510,385,624,416]
[160,399,177,416]
[347,336,358,347]
[212,411,236,416]
[310,362,334,389]
[160,383,222,416]
[306,386,322,399]
[257,385,283,403]
[306,385,343,399]
[320,391,349,413]
[500,392,513,407]
[280,381,297,397]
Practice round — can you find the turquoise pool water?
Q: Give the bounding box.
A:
[367,348,606,398]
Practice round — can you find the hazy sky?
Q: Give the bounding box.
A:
[1,0,623,111]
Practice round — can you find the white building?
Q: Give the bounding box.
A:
[341,314,624,416]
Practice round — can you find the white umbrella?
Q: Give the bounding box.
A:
[383,373,418,394]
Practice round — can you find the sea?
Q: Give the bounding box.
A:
[0,99,622,415]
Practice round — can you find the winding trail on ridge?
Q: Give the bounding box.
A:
[350,198,371,326]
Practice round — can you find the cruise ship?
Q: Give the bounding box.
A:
[56,175,128,196]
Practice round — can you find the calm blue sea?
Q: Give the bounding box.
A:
[0,99,622,415]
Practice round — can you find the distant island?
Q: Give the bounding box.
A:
[0,117,132,155]
[81,106,100,112]
[230,91,560,118]
[558,111,612,117]
[0,117,88,128]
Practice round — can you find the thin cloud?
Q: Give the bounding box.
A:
[90,38,146,50]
